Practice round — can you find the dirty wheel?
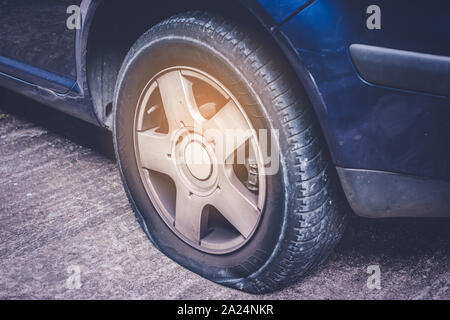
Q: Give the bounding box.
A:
[113,11,348,293]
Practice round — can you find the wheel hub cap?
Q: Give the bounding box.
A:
[173,130,218,195]
[184,141,212,181]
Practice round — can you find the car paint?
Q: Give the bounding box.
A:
[276,0,450,182]
[0,0,97,124]
[0,0,79,93]
[257,0,312,24]
[0,0,449,215]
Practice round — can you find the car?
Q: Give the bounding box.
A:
[1,0,449,294]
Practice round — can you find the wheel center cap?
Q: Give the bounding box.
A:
[184,141,212,181]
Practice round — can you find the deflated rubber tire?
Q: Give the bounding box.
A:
[113,11,348,293]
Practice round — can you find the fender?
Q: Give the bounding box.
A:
[77,0,320,128]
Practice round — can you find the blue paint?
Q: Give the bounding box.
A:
[278,0,450,181]
[257,0,312,23]
[0,56,76,92]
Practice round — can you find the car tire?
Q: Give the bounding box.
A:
[113,11,348,294]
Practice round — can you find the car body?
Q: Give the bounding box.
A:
[1,0,449,293]
[2,0,449,219]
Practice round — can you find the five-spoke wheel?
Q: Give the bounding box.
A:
[134,67,266,253]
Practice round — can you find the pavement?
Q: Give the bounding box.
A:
[0,88,449,300]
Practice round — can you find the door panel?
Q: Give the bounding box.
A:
[280,0,450,181]
[0,0,81,92]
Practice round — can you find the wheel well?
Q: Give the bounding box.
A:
[86,0,275,128]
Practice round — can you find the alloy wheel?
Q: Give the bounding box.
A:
[133,67,266,254]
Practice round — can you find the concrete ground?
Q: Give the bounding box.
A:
[0,89,449,300]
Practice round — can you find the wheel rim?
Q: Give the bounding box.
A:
[133,67,266,254]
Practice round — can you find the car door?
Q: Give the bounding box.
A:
[0,0,81,93]
[278,0,450,181]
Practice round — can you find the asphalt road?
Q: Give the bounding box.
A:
[0,88,449,300]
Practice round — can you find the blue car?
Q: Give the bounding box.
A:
[1,0,449,293]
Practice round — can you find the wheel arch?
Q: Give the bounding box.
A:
[83,0,287,129]
[82,0,341,194]
[83,1,329,135]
